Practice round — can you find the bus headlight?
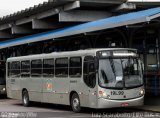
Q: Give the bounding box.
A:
[1,88,6,91]
[99,91,110,99]
[2,88,6,91]
[99,91,106,97]
[139,89,145,96]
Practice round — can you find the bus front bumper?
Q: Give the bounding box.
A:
[97,96,144,109]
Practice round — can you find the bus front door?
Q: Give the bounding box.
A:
[88,62,97,108]
[83,56,97,108]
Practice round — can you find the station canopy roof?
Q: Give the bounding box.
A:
[0,7,160,49]
[0,0,125,24]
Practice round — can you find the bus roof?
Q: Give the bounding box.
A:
[7,48,137,62]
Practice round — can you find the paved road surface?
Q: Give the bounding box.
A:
[0,96,159,118]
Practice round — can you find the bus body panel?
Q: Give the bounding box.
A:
[6,78,12,98]
[75,77,90,107]
[98,86,144,100]
[42,77,55,103]
[6,48,144,109]
[97,96,144,109]
[10,78,21,99]
[29,77,42,102]
[54,77,70,105]
[94,86,144,108]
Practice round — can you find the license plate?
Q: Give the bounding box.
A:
[111,91,124,95]
[121,103,129,107]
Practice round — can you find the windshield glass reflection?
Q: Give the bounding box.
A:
[99,58,143,88]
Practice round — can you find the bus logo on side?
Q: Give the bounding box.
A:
[46,83,52,91]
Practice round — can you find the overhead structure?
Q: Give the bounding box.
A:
[0,0,137,41]
[59,10,112,22]
[0,0,159,46]
[127,0,160,5]
[0,7,160,49]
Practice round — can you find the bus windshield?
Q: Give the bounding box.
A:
[98,58,143,89]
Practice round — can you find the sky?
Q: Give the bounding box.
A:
[1,0,160,17]
[0,0,48,17]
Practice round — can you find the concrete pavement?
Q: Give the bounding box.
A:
[0,95,160,118]
[133,95,160,113]
[134,106,160,113]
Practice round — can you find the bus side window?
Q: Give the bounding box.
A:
[69,57,82,77]
[83,56,96,88]
[10,61,20,78]
[43,59,54,77]
[55,58,68,77]
[21,60,30,77]
[31,59,42,77]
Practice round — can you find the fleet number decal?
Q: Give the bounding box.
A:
[111,91,124,95]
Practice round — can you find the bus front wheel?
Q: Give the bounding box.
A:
[22,90,30,107]
[71,93,81,113]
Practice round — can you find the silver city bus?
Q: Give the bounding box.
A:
[6,48,144,112]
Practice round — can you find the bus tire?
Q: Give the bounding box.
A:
[71,93,81,113]
[22,90,29,107]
